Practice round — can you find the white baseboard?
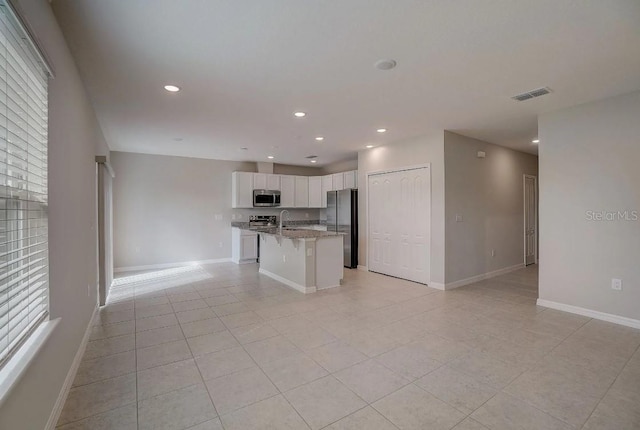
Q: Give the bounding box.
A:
[357,265,368,272]
[45,304,98,430]
[537,299,640,330]
[258,268,316,294]
[428,282,445,290]
[114,258,231,273]
[443,263,525,290]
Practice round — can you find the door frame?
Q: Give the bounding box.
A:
[523,174,538,265]
[365,163,431,282]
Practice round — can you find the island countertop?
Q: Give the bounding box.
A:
[231,223,343,239]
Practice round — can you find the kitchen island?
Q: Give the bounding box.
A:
[232,224,344,293]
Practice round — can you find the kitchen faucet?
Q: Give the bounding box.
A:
[279,209,290,234]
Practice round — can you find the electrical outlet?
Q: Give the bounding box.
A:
[455,214,463,222]
[87,283,91,297]
[306,248,312,257]
[283,255,286,263]
[611,278,623,291]
[231,214,236,220]
[491,249,496,257]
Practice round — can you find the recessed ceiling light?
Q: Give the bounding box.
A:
[267,155,274,159]
[375,59,397,70]
[294,112,306,118]
[164,85,180,92]
[310,160,317,163]
[315,136,324,141]
[377,128,387,133]
[366,145,374,149]
[532,139,540,144]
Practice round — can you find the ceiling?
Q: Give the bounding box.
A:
[52,0,640,165]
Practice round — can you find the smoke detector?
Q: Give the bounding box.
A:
[511,87,552,102]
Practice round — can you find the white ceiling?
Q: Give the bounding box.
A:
[52,0,640,165]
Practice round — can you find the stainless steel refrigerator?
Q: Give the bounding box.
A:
[326,189,358,268]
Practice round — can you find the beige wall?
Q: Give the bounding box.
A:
[0,0,110,428]
[357,132,446,284]
[444,132,538,284]
[273,163,323,176]
[539,91,640,321]
[111,152,321,269]
[320,158,358,175]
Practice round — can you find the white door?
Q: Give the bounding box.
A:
[368,167,430,284]
[524,175,537,265]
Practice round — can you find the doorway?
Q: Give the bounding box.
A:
[524,174,537,266]
[367,166,431,284]
[96,156,115,305]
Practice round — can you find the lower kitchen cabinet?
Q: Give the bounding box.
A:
[232,227,257,263]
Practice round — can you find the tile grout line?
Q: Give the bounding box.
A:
[578,341,640,429]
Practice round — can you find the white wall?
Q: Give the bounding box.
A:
[0,0,109,428]
[357,132,446,284]
[111,152,321,269]
[539,91,640,322]
[444,132,538,284]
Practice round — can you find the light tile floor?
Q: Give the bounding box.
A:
[57,263,640,430]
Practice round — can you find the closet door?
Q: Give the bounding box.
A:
[367,166,430,284]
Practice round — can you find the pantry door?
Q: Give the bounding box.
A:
[368,166,430,284]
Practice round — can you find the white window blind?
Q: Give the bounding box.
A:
[0,0,49,368]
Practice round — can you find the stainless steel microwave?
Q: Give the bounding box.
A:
[253,189,281,207]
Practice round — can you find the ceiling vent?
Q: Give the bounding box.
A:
[511,87,552,102]
[305,155,318,159]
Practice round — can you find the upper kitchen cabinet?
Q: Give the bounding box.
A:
[294,176,309,207]
[280,175,295,207]
[232,171,254,208]
[321,175,333,207]
[308,176,322,208]
[254,173,280,190]
[332,173,344,191]
[343,170,357,189]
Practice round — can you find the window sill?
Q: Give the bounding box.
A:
[0,318,60,406]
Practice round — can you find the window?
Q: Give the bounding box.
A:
[0,0,50,368]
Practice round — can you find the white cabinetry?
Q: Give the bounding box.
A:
[294,176,309,208]
[232,170,357,209]
[267,174,280,190]
[232,172,254,208]
[332,173,344,191]
[232,228,257,264]
[308,177,322,208]
[253,173,280,190]
[321,175,333,208]
[280,175,295,207]
[343,170,357,189]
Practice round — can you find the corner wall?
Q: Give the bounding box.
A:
[0,0,109,428]
[357,132,446,284]
[539,91,640,322]
[444,132,538,285]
